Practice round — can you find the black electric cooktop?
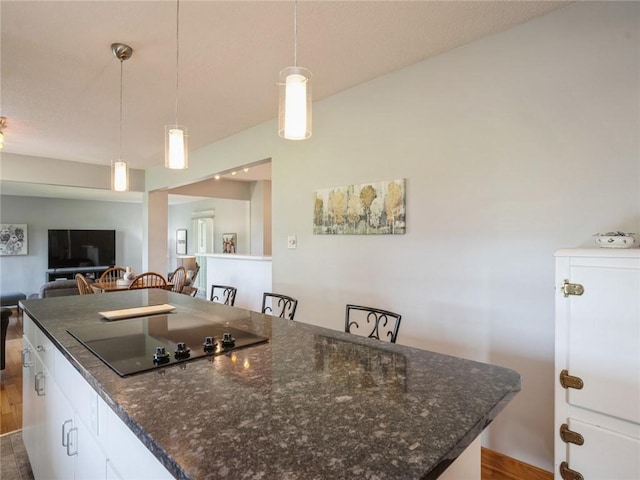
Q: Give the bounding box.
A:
[67,314,268,377]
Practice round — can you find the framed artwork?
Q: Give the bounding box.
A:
[176,229,187,255]
[222,233,237,254]
[0,224,28,255]
[313,178,406,235]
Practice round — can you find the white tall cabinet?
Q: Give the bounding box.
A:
[554,249,640,480]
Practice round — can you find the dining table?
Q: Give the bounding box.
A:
[91,279,173,293]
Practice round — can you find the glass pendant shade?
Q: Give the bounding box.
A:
[112,160,129,192]
[165,125,188,169]
[278,66,312,140]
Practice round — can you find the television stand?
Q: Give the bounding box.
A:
[46,266,111,282]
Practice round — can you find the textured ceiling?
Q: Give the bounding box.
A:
[0,1,569,199]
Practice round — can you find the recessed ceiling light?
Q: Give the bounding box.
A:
[231,171,237,176]
[214,174,220,180]
[244,168,249,172]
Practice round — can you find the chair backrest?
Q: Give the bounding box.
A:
[209,285,237,306]
[345,304,401,343]
[75,273,94,295]
[188,263,200,285]
[261,293,298,320]
[128,272,167,289]
[99,267,126,283]
[168,266,187,293]
[181,263,201,297]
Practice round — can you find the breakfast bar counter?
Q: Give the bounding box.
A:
[20,290,520,480]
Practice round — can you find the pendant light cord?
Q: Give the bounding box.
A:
[119,58,123,161]
[175,0,180,125]
[293,0,298,67]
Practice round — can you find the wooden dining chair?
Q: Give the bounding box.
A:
[181,263,200,297]
[209,285,237,306]
[345,304,402,343]
[261,293,298,320]
[168,266,187,293]
[99,266,126,283]
[128,272,167,290]
[75,273,95,295]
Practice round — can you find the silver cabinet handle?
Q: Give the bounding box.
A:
[34,372,46,396]
[21,348,32,367]
[66,428,78,456]
[62,419,73,447]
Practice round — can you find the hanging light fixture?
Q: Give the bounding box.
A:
[278,0,312,140]
[165,0,188,169]
[0,117,6,150]
[111,43,133,192]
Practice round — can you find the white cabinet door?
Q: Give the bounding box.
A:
[73,413,107,480]
[103,407,173,480]
[21,336,45,480]
[564,262,640,423]
[567,418,640,480]
[44,364,76,480]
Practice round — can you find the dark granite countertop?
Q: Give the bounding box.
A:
[20,290,521,480]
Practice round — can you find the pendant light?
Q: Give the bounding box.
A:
[111,43,133,192]
[278,0,312,140]
[165,0,188,169]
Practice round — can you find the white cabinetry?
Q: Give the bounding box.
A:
[22,316,106,479]
[554,249,640,480]
[21,315,172,480]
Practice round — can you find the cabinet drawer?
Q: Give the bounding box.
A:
[24,314,55,371]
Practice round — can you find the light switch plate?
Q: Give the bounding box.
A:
[287,235,297,249]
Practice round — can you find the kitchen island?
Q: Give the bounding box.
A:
[20,290,520,479]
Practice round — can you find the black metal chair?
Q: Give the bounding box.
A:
[261,293,298,320]
[345,304,402,343]
[209,285,237,306]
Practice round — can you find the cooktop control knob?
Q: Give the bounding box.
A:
[221,332,236,348]
[203,336,217,352]
[174,342,191,359]
[153,346,170,363]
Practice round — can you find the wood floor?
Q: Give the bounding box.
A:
[0,309,552,480]
[1,310,23,435]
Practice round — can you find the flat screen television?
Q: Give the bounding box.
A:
[48,229,116,270]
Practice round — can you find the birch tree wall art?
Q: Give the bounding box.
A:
[313,179,406,235]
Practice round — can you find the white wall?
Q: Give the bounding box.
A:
[250,180,272,255]
[168,197,252,269]
[147,2,640,470]
[0,195,143,296]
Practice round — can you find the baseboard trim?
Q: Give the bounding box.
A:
[481,448,553,480]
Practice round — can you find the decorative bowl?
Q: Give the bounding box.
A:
[594,232,636,248]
